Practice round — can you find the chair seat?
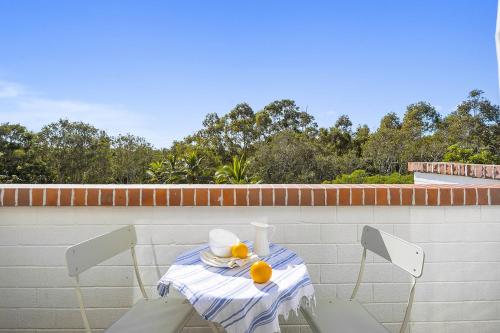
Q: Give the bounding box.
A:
[300,299,390,333]
[106,298,193,333]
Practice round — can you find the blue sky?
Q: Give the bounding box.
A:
[0,0,498,147]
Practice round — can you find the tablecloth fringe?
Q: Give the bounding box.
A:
[279,284,316,321]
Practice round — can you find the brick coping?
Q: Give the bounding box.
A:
[0,184,498,207]
[408,162,499,180]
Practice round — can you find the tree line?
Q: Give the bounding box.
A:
[1,89,498,184]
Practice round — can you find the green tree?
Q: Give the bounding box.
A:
[362,113,405,174]
[146,161,168,183]
[318,115,354,156]
[400,102,444,165]
[36,119,112,183]
[2,89,497,185]
[111,134,154,183]
[146,153,185,184]
[182,151,205,183]
[214,156,260,184]
[261,100,317,135]
[0,123,50,183]
[380,112,401,130]
[443,144,498,164]
[402,102,441,137]
[442,144,473,163]
[468,150,498,164]
[147,151,209,184]
[352,125,370,157]
[251,131,325,183]
[223,103,257,156]
[327,169,413,184]
[439,90,499,155]
[197,112,227,159]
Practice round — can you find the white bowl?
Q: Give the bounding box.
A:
[209,229,240,258]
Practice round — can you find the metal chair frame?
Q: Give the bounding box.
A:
[350,225,425,333]
[65,225,192,333]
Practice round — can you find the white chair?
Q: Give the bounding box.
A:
[65,225,194,333]
[301,225,425,333]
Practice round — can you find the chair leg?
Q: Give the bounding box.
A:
[300,306,320,333]
[177,308,195,333]
[208,321,221,333]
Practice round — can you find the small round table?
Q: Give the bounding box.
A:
[157,243,315,333]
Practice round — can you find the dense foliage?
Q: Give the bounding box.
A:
[326,170,414,184]
[1,90,498,184]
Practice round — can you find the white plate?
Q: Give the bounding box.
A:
[200,250,257,268]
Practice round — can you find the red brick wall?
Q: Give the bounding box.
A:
[1,184,498,207]
[408,162,499,180]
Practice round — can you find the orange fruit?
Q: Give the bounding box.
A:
[250,261,272,284]
[231,242,249,259]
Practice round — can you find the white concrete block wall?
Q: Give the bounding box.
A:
[1,205,500,332]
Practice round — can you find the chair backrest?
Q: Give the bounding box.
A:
[65,225,146,333]
[66,225,137,277]
[352,225,425,333]
[361,225,424,278]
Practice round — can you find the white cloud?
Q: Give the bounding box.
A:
[0,79,164,146]
[17,97,132,121]
[0,80,25,98]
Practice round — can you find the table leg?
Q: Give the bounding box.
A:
[207,321,221,333]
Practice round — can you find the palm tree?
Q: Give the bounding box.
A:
[146,161,164,183]
[182,151,204,183]
[214,156,261,184]
[146,154,185,183]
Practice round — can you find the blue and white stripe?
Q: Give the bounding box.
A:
[157,243,315,333]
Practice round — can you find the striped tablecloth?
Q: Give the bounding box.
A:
[157,243,315,333]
